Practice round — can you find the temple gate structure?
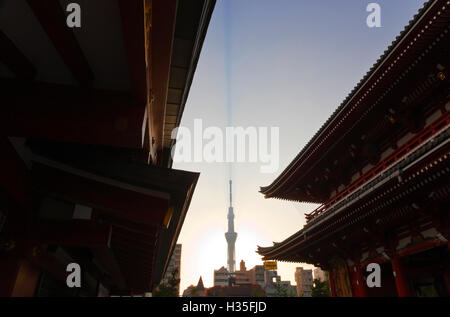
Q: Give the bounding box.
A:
[258,0,450,297]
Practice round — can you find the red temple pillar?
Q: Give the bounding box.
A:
[445,273,450,296]
[329,270,336,297]
[391,256,413,297]
[352,264,368,297]
[0,258,20,297]
[444,260,450,296]
[0,258,40,297]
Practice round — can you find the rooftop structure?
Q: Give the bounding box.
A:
[0,0,215,297]
[295,267,313,297]
[258,0,450,297]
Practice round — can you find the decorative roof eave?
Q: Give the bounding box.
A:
[163,0,216,168]
[153,170,200,287]
[258,134,450,260]
[260,0,442,200]
[25,139,201,290]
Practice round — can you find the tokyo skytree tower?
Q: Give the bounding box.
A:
[225,180,237,273]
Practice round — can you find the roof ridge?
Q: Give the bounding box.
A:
[261,0,437,195]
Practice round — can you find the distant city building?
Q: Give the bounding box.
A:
[295,267,313,297]
[182,276,207,297]
[214,266,229,287]
[264,270,297,297]
[214,260,265,288]
[235,260,265,287]
[248,265,266,288]
[214,260,296,296]
[162,244,182,295]
[314,268,327,282]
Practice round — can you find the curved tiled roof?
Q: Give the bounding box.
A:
[260,0,437,197]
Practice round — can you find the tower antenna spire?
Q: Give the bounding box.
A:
[229,180,232,207]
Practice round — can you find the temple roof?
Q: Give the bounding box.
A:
[260,0,442,202]
[258,120,450,261]
[25,139,200,291]
[0,0,216,167]
[257,0,450,262]
[0,0,215,293]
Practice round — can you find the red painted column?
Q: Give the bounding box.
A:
[352,264,368,297]
[444,261,450,296]
[328,270,337,297]
[0,258,20,297]
[444,273,450,296]
[349,266,358,297]
[391,256,413,297]
[0,258,40,297]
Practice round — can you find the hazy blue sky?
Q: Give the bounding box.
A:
[174,0,427,293]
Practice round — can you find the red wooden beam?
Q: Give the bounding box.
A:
[151,0,177,161]
[34,221,112,248]
[117,0,151,153]
[32,163,169,226]
[117,0,147,106]
[26,0,93,86]
[1,80,145,149]
[0,30,36,80]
